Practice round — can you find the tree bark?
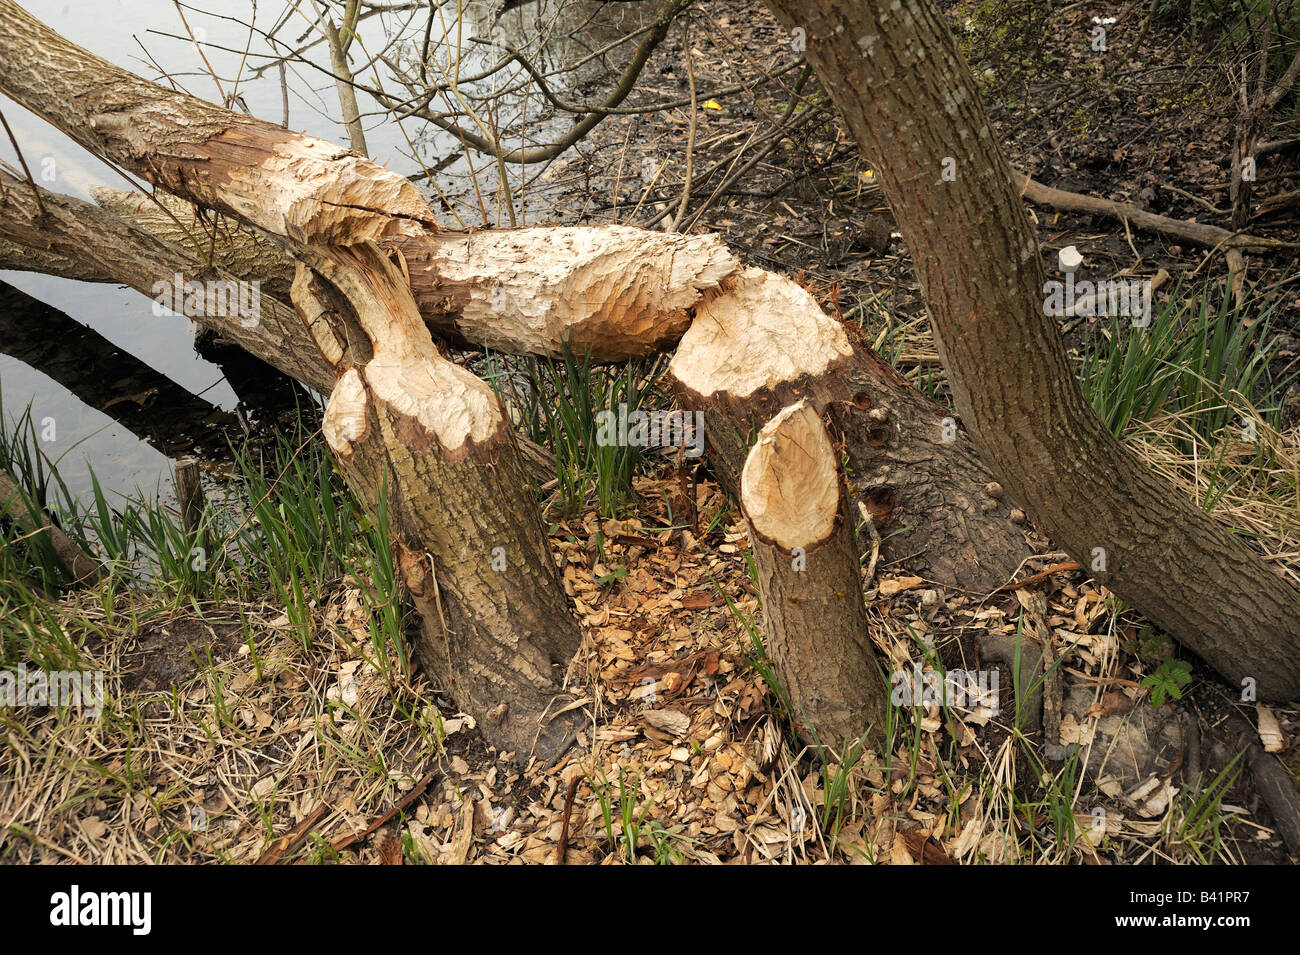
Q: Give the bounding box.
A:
[0,172,343,394]
[765,0,1300,699]
[0,0,584,761]
[88,186,739,361]
[669,267,1033,591]
[741,400,887,752]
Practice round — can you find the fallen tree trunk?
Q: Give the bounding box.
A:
[669,268,1033,591]
[1013,169,1286,252]
[0,172,345,394]
[89,187,739,361]
[741,401,886,752]
[1,176,1037,591]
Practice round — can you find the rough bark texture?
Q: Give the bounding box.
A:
[1,175,1030,595]
[741,401,887,751]
[0,1,433,246]
[90,187,739,361]
[0,472,103,587]
[299,248,584,763]
[766,0,1300,699]
[669,267,1033,591]
[0,2,584,760]
[1015,171,1283,252]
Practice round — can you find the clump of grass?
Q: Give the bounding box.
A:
[589,765,693,864]
[0,398,411,680]
[1163,754,1243,863]
[481,343,667,518]
[1077,281,1280,447]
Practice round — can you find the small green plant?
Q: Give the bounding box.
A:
[590,766,688,864]
[481,342,667,518]
[595,566,628,587]
[1143,658,1193,707]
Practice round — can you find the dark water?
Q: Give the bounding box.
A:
[0,0,619,502]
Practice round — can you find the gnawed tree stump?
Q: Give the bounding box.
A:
[298,247,585,763]
[741,401,886,752]
[0,2,587,761]
[670,268,1032,591]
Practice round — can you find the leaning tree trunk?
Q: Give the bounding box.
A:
[86,187,739,362]
[765,0,1300,699]
[3,176,1037,593]
[741,401,887,753]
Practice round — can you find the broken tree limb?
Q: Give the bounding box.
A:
[1012,168,1287,252]
[0,471,103,588]
[741,401,887,752]
[669,267,1033,592]
[0,3,587,759]
[90,187,739,361]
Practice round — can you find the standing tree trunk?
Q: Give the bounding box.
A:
[764,0,1300,699]
[741,401,887,753]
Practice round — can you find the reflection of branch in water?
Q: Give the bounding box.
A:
[0,280,242,459]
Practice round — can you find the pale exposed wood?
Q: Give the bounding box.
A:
[741,402,839,551]
[405,226,736,360]
[670,267,851,399]
[295,245,584,763]
[91,187,739,361]
[741,401,886,751]
[0,170,340,394]
[0,0,433,246]
[670,268,1033,591]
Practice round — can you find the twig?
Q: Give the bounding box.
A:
[0,109,45,217]
[993,561,1082,593]
[330,768,439,853]
[669,22,698,233]
[255,804,329,864]
[556,773,581,865]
